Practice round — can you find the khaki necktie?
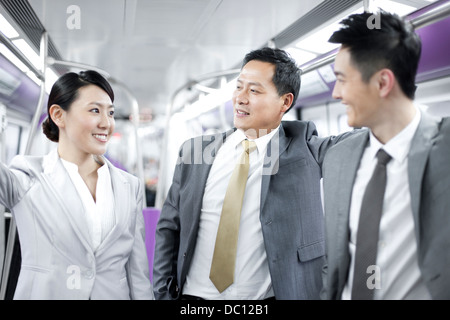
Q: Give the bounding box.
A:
[209,139,257,293]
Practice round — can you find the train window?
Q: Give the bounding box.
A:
[3,123,21,164]
[416,77,450,119]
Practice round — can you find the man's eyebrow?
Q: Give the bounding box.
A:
[236,79,264,87]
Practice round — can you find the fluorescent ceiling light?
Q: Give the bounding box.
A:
[293,0,419,57]
[26,70,40,85]
[45,67,59,94]
[12,39,42,71]
[0,43,58,90]
[295,22,342,55]
[0,13,19,38]
[285,47,318,66]
[369,0,417,16]
[183,77,237,120]
[294,6,364,55]
[0,43,29,72]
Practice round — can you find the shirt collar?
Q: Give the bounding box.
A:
[368,106,421,163]
[233,125,280,154]
[45,148,108,175]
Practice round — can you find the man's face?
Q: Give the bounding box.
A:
[232,60,291,139]
[332,47,380,128]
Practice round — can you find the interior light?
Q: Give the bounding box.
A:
[26,70,41,85]
[0,43,29,72]
[183,77,237,120]
[285,47,318,66]
[293,0,418,57]
[44,67,59,94]
[295,21,343,55]
[12,38,42,71]
[0,13,19,38]
[372,0,417,16]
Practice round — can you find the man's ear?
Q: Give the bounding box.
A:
[281,93,294,113]
[377,68,395,98]
[49,104,65,128]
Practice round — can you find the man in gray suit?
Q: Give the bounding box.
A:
[153,47,353,300]
[321,11,450,299]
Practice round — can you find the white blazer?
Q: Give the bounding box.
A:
[0,149,154,299]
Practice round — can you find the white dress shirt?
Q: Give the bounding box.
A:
[342,108,431,299]
[61,156,115,251]
[182,127,279,299]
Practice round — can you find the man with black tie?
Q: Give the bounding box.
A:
[321,11,450,300]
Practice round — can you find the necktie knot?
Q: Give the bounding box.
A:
[242,140,257,155]
[376,149,392,166]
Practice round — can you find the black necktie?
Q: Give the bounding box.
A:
[351,148,392,300]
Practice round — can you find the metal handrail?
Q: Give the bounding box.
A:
[0,30,44,80]
[0,31,48,300]
[301,0,450,76]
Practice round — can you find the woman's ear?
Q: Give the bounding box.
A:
[49,104,65,128]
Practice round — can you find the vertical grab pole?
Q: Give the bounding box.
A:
[0,32,48,300]
[0,103,7,294]
[121,83,146,206]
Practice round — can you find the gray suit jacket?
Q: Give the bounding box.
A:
[321,112,450,299]
[0,150,153,299]
[153,120,352,300]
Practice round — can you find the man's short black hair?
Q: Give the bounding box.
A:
[329,10,421,99]
[243,47,301,111]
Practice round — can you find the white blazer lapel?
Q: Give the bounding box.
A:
[94,161,131,254]
[42,150,93,252]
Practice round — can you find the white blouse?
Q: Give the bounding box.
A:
[60,156,115,251]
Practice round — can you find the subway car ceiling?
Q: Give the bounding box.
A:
[1,0,449,124]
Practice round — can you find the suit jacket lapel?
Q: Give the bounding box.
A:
[95,161,131,254]
[260,125,291,211]
[407,111,440,243]
[42,151,93,252]
[189,129,235,228]
[334,131,369,290]
[337,131,369,227]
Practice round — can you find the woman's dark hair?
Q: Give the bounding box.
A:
[329,10,421,99]
[42,70,114,142]
[242,47,301,112]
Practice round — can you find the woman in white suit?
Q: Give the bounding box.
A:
[0,71,154,299]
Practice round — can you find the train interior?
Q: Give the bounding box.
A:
[1,0,450,299]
